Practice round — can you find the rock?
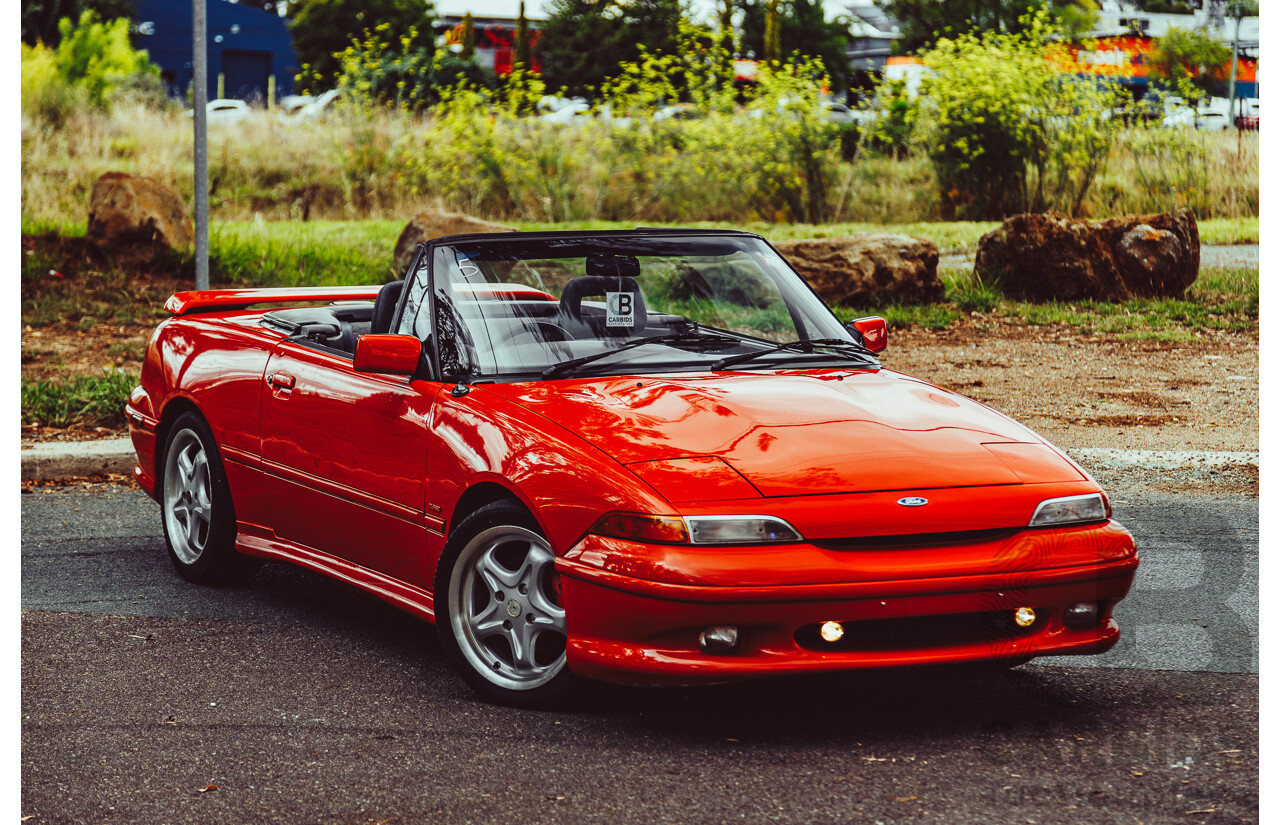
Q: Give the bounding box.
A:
[393,211,518,277]
[974,209,1199,301]
[773,234,944,307]
[87,172,193,260]
[669,261,777,308]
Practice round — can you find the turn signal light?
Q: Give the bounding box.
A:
[590,513,690,544]
[1014,607,1037,628]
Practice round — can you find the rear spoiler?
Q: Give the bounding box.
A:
[164,286,385,316]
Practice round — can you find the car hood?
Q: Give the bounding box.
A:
[483,369,1084,499]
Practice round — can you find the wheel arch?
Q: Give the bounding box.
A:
[447,480,533,538]
[154,395,204,482]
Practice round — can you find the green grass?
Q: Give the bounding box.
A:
[22,371,137,429]
[209,220,405,286]
[926,265,1258,335]
[1199,217,1259,246]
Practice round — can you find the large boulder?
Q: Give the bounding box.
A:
[773,234,944,307]
[974,209,1199,302]
[87,172,193,260]
[393,211,518,277]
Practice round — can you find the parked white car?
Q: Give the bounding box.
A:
[184,98,252,125]
[1162,107,1232,130]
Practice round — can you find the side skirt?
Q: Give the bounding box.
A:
[236,524,436,624]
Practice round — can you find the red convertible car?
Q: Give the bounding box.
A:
[128,229,1138,705]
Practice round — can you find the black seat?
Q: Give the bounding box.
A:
[371,281,405,335]
[556,255,647,338]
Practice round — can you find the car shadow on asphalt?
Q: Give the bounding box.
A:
[208,560,1242,748]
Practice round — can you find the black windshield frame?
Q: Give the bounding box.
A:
[408,229,869,383]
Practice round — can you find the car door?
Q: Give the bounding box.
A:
[258,339,444,589]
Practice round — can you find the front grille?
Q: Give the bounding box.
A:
[795,609,1041,652]
[811,527,1018,551]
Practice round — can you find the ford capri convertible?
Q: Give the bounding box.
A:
[128,229,1138,705]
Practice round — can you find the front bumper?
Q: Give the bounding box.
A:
[557,521,1137,685]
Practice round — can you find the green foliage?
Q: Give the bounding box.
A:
[22,371,137,429]
[876,0,1095,53]
[328,23,496,113]
[737,0,853,90]
[915,14,1122,219]
[21,0,134,46]
[865,77,917,158]
[1133,0,1201,13]
[21,10,160,125]
[1148,27,1232,104]
[537,0,685,98]
[290,0,436,87]
[372,49,846,224]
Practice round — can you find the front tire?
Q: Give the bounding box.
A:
[160,411,255,584]
[435,500,573,706]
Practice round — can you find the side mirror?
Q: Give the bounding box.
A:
[354,334,422,375]
[846,316,888,354]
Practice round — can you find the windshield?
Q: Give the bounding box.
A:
[401,233,871,380]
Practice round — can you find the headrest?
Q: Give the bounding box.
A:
[557,274,647,336]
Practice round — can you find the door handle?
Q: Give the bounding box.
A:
[266,372,296,390]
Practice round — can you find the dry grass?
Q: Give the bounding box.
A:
[21,105,1259,227]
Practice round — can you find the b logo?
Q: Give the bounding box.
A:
[606,292,635,327]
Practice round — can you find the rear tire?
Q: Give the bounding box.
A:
[160,411,257,584]
[435,500,574,706]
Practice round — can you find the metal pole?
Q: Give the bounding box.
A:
[1227,12,1241,129]
[193,0,209,290]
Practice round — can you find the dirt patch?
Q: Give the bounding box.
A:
[1094,391,1172,409]
[1073,414,1177,427]
[890,321,1257,454]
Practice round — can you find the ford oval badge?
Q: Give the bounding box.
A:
[897,496,929,507]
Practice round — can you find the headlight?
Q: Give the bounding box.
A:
[686,516,802,545]
[1029,493,1108,527]
[590,513,802,545]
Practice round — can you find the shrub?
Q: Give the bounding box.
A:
[21,10,159,125]
[916,13,1123,219]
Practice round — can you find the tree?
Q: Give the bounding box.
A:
[736,0,852,89]
[1147,26,1231,104]
[536,0,684,98]
[290,0,435,86]
[876,0,1098,54]
[22,0,135,46]
[763,0,781,62]
[460,11,475,59]
[514,1,531,69]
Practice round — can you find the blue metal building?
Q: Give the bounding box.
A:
[133,0,298,102]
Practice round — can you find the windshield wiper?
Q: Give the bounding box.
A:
[709,338,875,371]
[542,330,740,379]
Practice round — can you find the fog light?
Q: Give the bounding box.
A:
[1064,602,1099,628]
[819,621,845,642]
[698,626,739,652]
[1014,607,1037,628]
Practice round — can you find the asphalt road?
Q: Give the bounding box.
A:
[22,484,1258,824]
